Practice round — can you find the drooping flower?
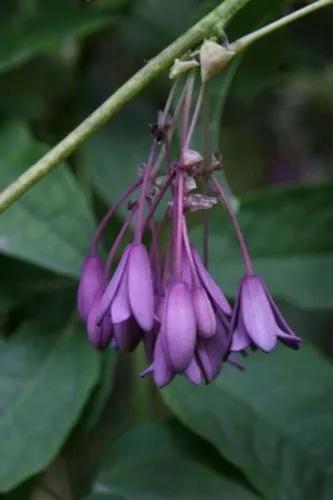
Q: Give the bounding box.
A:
[230,274,301,353]
[191,245,232,317]
[142,241,232,388]
[185,310,232,385]
[92,243,154,351]
[77,255,104,322]
[87,291,113,350]
[164,280,197,372]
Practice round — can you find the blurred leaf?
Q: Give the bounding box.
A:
[85,100,154,208]
[163,345,333,500]
[0,56,76,121]
[0,256,73,314]
[0,321,100,492]
[195,182,333,309]
[0,0,120,73]
[87,494,126,500]
[82,350,117,432]
[0,121,95,277]
[88,420,258,499]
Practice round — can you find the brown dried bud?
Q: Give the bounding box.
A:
[150,111,173,142]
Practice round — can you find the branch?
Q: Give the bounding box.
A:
[0,0,250,214]
[232,0,333,52]
[1,0,331,214]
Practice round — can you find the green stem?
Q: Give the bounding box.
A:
[0,0,250,214]
[231,0,333,52]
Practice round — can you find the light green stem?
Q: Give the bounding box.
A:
[231,0,333,52]
[0,0,250,214]
[1,0,331,214]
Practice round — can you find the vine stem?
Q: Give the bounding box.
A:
[0,0,331,214]
[0,0,250,214]
[231,0,333,52]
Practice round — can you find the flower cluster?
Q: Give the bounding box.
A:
[77,64,301,388]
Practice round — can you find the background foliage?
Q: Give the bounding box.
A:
[0,0,332,499]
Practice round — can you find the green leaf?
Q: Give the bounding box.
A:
[0,1,119,73]
[89,421,258,499]
[85,100,154,208]
[87,496,125,500]
[0,321,100,492]
[195,182,333,309]
[162,345,333,500]
[0,256,73,314]
[82,351,117,432]
[0,121,95,277]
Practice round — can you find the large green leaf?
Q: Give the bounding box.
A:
[0,121,95,277]
[88,421,258,499]
[0,255,73,314]
[0,321,100,492]
[0,0,119,73]
[162,345,333,500]
[194,182,333,309]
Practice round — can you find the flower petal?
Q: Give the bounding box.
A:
[264,287,301,349]
[87,295,113,350]
[165,281,196,372]
[231,328,251,352]
[128,244,154,332]
[191,245,232,316]
[185,356,202,385]
[240,275,277,352]
[277,329,301,349]
[196,317,228,382]
[227,356,245,370]
[214,311,232,356]
[192,287,216,338]
[96,246,130,323]
[153,333,174,388]
[154,295,165,324]
[231,318,252,351]
[196,343,212,382]
[77,255,104,321]
[113,317,142,351]
[110,270,131,324]
[144,327,158,362]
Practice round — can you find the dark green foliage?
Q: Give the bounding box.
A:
[0,0,332,498]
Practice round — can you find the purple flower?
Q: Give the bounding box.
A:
[231,275,301,353]
[87,291,113,350]
[164,281,197,372]
[141,247,233,388]
[186,311,231,384]
[192,287,216,338]
[92,243,154,351]
[77,255,104,321]
[191,245,232,317]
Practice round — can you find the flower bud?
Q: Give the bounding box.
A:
[169,58,199,79]
[77,255,104,322]
[183,148,203,168]
[184,194,217,212]
[200,40,235,82]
